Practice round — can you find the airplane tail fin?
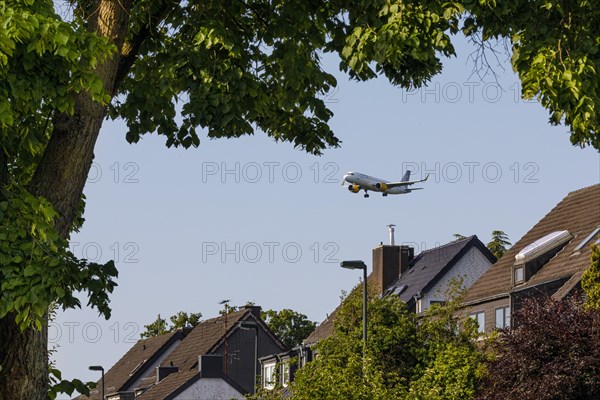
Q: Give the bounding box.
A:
[401,170,411,182]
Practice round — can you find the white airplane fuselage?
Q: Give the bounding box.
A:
[343,172,410,195]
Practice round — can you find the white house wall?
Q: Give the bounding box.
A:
[173,378,244,400]
[423,247,492,312]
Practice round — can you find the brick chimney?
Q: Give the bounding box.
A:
[372,245,399,294]
[372,244,414,294]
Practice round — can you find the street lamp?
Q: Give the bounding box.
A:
[239,321,259,394]
[340,260,368,347]
[88,365,104,400]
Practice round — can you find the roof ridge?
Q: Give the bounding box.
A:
[566,183,600,197]
[418,235,475,255]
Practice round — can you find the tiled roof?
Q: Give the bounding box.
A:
[136,370,199,400]
[304,236,493,345]
[391,235,494,305]
[158,309,249,371]
[464,184,600,303]
[303,304,338,345]
[76,331,183,400]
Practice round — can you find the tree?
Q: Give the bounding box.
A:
[1,1,598,398]
[280,282,486,400]
[475,296,600,400]
[486,230,511,260]
[2,2,463,396]
[261,309,317,349]
[453,231,511,259]
[462,0,600,149]
[140,311,202,338]
[581,243,600,309]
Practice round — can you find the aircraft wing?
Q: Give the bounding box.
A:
[384,174,429,188]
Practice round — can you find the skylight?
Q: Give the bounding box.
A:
[515,230,572,265]
[573,227,600,253]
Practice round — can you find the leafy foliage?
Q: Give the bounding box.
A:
[140,311,202,338]
[261,308,316,349]
[582,243,600,309]
[462,0,600,149]
[108,0,466,154]
[47,367,94,400]
[0,1,113,182]
[486,230,511,260]
[284,282,487,400]
[476,296,600,400]
[0,187,117,331]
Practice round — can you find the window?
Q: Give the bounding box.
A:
[415,299,423,313]
[263,363,276,390]
[281,363,290,387]
[514,266,524,284]
[573,227,600,253]
[469,311,485,333]
[495,306,510,329]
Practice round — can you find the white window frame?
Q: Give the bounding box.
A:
[514,266,524,284]
[262,362,276,390]
[495,306,510,329]
[469,311,485,334]
[281,362,290,387]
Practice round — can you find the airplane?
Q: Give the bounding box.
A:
[342,170,429,198]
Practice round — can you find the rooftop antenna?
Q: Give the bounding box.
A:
[387,224,396,246]
[219,299,231,375]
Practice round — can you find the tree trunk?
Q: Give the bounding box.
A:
[0,314,48,400]
[0,1,132,398]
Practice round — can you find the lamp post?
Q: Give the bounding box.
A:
[340,260,368,347]
[88,365,104,400]
[239,321,259,394]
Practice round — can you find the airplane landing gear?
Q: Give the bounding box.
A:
[382,193,388,197]
[364,190,369,198]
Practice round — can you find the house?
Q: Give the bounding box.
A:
[258,349,297,391]
[462,184,600,334]
[256,233,496,390]
[302,235,496,348]
[77,305,286,400]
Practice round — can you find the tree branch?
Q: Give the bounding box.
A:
[113,1,175,93]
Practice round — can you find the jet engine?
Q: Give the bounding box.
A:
[375,182,388,191]
[348,185,361,193]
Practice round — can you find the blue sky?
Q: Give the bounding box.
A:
[54,35,599,387]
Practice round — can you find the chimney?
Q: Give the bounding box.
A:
[372,245,400,294]
[156,366,178,383]
[198,354,223,378]
[387,224,396,245]
[372,226,415,294]
[240,305,262,317]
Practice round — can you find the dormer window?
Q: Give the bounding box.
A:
[514,266,524,284]
[513,230,572,285]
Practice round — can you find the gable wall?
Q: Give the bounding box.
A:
[173,378,244,400]
[423,247,493,312]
